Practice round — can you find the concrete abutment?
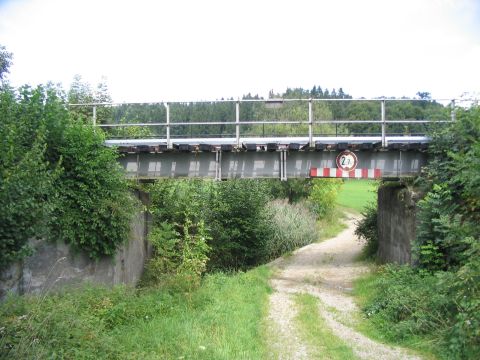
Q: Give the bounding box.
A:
[377,183,422,264]
[0,190,151,299]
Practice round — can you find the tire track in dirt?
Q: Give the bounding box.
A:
[267,214,422,360]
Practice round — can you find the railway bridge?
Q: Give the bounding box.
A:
[73,98,456,180]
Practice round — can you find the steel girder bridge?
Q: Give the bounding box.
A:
[71,98,458,180]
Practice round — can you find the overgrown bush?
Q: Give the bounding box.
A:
[267,179,313,203]
[50,121,134,258]
[363,266,451,338]
[263,200,318,260]
[206,180,274,270]
[308,178,343,218]
[359,106,480,359]
[146,177,344,272]
[0,86,61,268]
[361,261,479,359]
[142,220,210,290]
[414,106,480,270]
[147,179,274,271]
[0,84,134,268]
[354,203,378,259]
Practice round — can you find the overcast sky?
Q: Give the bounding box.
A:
[0,0,479,102]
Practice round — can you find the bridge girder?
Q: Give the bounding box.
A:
[117,149,427,180]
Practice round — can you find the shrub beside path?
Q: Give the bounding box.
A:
[266,214,422,360]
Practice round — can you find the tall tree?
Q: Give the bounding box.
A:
[316,86,323,98]
[94,76,113,124]
[0,44,13,83]
[68,75,93,121]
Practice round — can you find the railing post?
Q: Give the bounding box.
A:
[92,106,97,127]
[381,100,386,148]
[165,103,171,149]
[308,99,313,147]
[236,100,240,147]
[451,99,456,122]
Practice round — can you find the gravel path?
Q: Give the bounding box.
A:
[267,213,422,360]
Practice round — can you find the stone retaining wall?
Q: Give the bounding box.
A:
[0,191,151,299]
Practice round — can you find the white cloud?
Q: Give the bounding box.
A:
[0,0,479,101]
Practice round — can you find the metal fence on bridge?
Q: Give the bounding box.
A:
[69,98,460,149]
[68,98,474,180]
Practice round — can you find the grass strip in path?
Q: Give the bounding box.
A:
[317,208,348,242]
[294,293,357,360]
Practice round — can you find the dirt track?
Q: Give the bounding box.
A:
[267,214,421,360]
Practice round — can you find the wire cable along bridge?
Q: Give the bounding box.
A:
[73,98,458,180]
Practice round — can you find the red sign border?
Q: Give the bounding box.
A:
[336,150,358,172]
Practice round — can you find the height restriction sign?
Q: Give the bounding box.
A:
[336,150,358,172]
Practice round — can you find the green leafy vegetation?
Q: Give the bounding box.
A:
[353,270,439,358]
[0,45,12,83]
[355,106,480,359]
[141,219,211,291]
[0,81,133,268]
[146,178,340,273]
[294,293,356,359]
[51,120,134,258]
[263,199,319,259]
[3,42,461,359]
[0,266,272,359]
[308,178,343,217]
[354,204,378,260]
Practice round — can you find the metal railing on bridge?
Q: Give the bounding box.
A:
[69,98,460,150]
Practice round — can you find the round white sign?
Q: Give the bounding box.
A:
[336,150,358,172]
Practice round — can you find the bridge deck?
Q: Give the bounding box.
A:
[111,138,428,180]
[105,135,429,148]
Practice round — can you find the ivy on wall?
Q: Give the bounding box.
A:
[0,85,134,269]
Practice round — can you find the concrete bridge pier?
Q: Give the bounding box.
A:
[376,183,422,264]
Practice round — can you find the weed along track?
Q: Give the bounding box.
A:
[267,214,422,360]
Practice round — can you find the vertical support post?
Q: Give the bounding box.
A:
[451,99,456,122]
[215,151,219,181]
[165,103,171,149]
[92,106,97,127]
[381,100,386,148]
[308,99,313,147]
[398,150,402,178]
[218,150,222,180]
[215,150,222,181]
[236,100,240,147]
[279,150,287,181]
[136,153,140,180]
[280,151,283,181]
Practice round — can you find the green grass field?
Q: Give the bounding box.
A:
[336,179,378,212]
[0,267,273,359]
